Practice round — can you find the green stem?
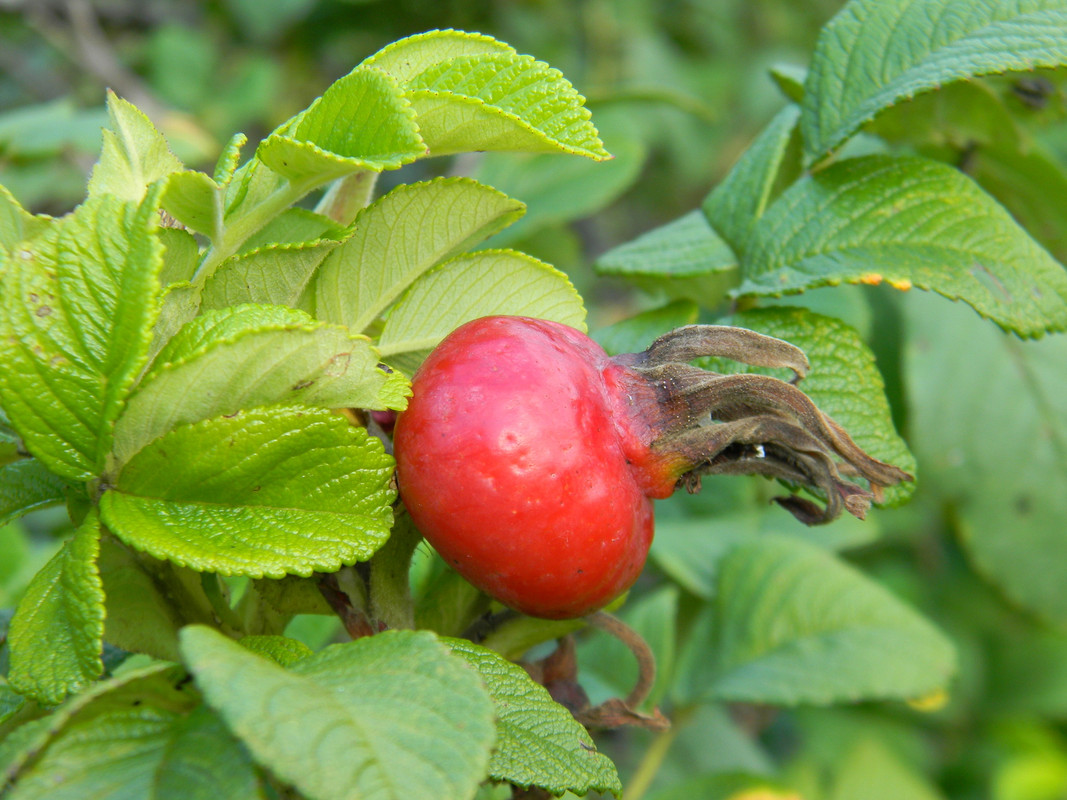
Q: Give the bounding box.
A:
[200,573,245,633]
[368,507,422,629]
[314,170,378,225]
[624,707,693,800]
[193,176,319,283]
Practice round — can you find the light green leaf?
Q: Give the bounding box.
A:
[162,170,224,239]
[115,304,405,463]
[676,536,956,705]
[7,511,104,705]
[148,282,202,366]
[202,238,342,310]
[213,132,247,185]
[258,67,425,183]
[0,191,165,480]
[740,155,1067,337]
[377,249,585,371]
[0,184,49,256]
[703,104,801,254]
[905,291,1067,624]
[592,300,700,357]
[830,738,947,800]
[403,52,609,160]
[0,460,67,527]
[181,626,496,800]
[239,635,313,666]
[101,407,395,578]
[158,227,200,286]
[594,210,740,306]
[88,91,183,201]
[770,63,808,102]
[238,207,347,253]
[802,0,1067,159]
[362,29,517,82]
[447,638,622,797]
[309,178,524,331]
[716,306,916,505]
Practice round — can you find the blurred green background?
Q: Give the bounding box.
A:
[4,2,1067,799]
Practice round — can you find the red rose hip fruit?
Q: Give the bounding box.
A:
[393,315,911,620]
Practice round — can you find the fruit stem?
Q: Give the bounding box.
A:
[585,610,656,709]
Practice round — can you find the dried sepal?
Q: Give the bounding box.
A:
[619,324,912,525]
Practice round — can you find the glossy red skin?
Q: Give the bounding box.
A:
[394,316,670,619]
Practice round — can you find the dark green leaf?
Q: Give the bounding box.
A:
[905,291,1067,624]
[802,0,1067,159]
[703,104,801,254]
[675,536,956,705]
[0,460,67,527]
[594,210,740,306]
[741,155,1067,337]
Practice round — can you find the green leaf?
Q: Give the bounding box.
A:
[403,51,610,160]
[4,664,257,800]
[829,738,946,800]
[905,291,1067,624]
[0,681,26,728]
[471,129,645,246]
[447,638,622,797]
[181,625,496,800]
[0,664,184,788]
[239,635,313,666]
[238,207,347,253]
[0,459,67,527]
[308,177,524,331]
[88,91,183,201]
[114,304,404,463]
[101,407,395,578]
[158,227,200,286]
[0,191,165,480]
[740,154,1067,337]
[802,0,1067,159]
[594,210,740,306]
[162,170,224,239]
[651,502,880,601]
[717,306,916,505]
[675,536,956,705]
[7,511,104,705]
[7,705,258,800]
[201,238,342,310]
[377,249,586,371]
[98,536,185,661]
[362,29,517,82]
[258,67,425,183]
[0,184,49,256]
[702,104,801,254]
